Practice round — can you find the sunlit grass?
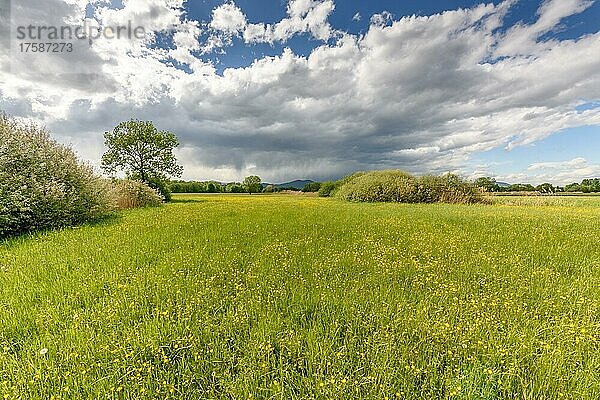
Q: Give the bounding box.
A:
[1,194,600,399]
[488,194,600,207]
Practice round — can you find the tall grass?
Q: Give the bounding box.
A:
[1,195,600,398]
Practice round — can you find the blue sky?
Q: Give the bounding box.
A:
[185,0,600,72]
[474,125,600,182]
[2,0,600,183]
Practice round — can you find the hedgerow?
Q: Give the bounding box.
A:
[336,170,483,204]
[0,115,111,238]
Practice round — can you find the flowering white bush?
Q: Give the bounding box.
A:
[0,115,112,238]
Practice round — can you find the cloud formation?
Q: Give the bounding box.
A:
[0,0,599,183]
[202,0,335,53]
[370,11,393,26]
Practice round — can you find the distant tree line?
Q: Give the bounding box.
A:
[169,178,324,194]
[302,182,322,192]
[170,176,600,197]
[169,176,264,194]
[474,177,600,193]
[564,179,600,193]
[170,180,246,193]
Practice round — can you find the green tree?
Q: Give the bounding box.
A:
[565,183,581,192]
[302,182,322,192]
[243,175,262,194]
[318,181,337,197]
[508,183,536,192]
[581,178,600,192]
[535,183,555,193]
[225,182,245,193]
[101,120,183,184]
[474,177,499,192]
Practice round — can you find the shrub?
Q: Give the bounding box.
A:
[0,115,112,238]
[415,175,445,203]
[318,173,367,198]
[337,171,367,187]
[263,185,275,193]
[318,181,337,197]
[108,180,164,210]
[435,174,483,204]
[129,174,172,201]
[336,170,483,204]
[337,170,419,203]
[147,176,172,202]
[302,182,322,192]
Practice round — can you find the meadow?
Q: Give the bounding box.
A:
[1,194,600,399]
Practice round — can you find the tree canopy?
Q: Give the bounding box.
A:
[101,120,183,183]
[243,176,262,194]
[474,177,498,192]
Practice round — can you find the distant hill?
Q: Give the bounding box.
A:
[263,180,316,190]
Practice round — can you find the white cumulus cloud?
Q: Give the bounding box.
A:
[205,0,335,51]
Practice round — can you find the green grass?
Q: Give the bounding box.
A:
[488,195,600,207]
[2,194,600,399]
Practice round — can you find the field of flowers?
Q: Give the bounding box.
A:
[1,194,600,399]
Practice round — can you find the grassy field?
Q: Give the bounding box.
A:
[2,195,600,399]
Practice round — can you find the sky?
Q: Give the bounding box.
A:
[0,0,599,185]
